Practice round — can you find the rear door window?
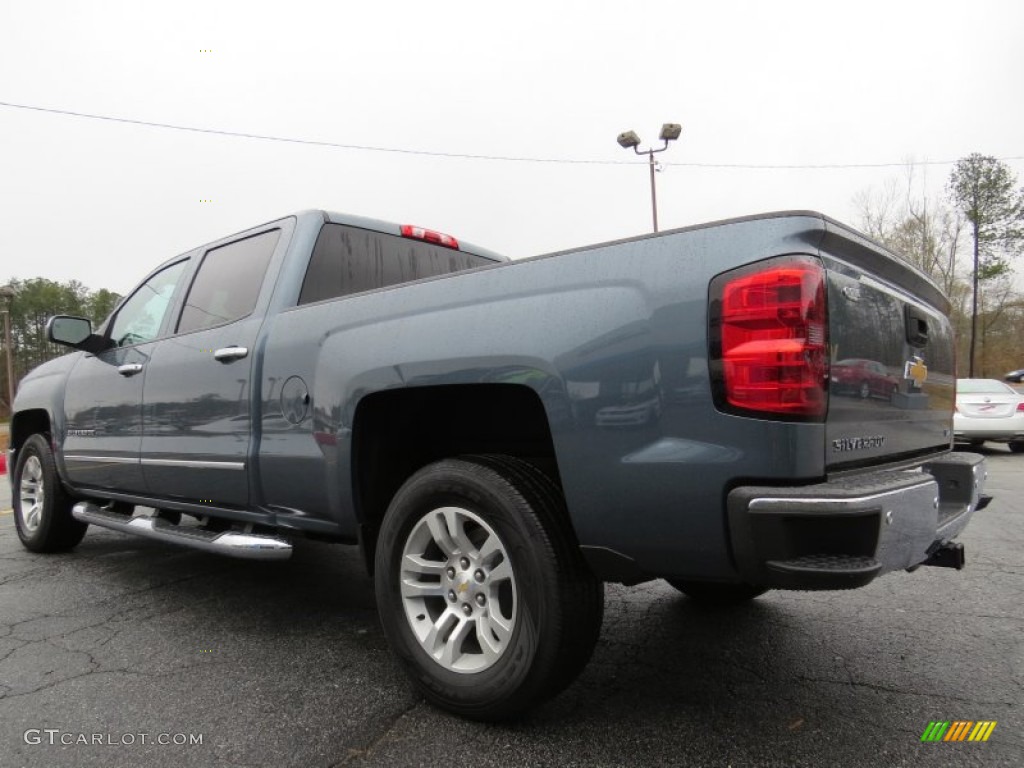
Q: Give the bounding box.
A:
[178,230,280,334]
[298,224,492,305]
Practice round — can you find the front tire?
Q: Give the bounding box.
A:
[12,434,88,552]
[666,579,768,605]
[375,455,603,720]
[1009,441,1024,454]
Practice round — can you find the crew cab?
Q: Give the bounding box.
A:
[7,210,987,719]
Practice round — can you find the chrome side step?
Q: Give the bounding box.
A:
[72,502,292,561]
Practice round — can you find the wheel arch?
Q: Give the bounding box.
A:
[350,383,564,574]
[10,408,53,454]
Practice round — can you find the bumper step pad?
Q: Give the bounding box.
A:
[766,554,881,589]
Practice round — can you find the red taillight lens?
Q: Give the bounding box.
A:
[710,255,828,419]
[400,224,460,250]
[1016,402,1024,413]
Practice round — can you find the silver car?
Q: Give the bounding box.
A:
[954,378,1024,452]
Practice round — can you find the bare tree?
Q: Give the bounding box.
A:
[854,161,964,297]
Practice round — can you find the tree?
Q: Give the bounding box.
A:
[0,279,121,415]
[854,163,964,298]
[948,154,1024,376]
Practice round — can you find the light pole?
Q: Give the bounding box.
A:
[0,286,15,414]
[616,123,681,232]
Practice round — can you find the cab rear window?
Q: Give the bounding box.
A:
[298,224,492,305]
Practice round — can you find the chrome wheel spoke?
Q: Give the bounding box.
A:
[439,616,474,668]
[484,607,513,644]
[488,559,513,583]
[424,608,459,657]
[400,578,447,599]
[402,553,446,577]
[478,532,501,564]
[444,508,477,557]
[425,511,459,557]
[476,615,505,662]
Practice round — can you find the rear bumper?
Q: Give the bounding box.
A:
[953,413,1024,441]
[728,452,987,590]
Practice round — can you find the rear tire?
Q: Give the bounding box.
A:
[666,579,768,605]
[1008,441,1024,454]
[12,434,88,552]
[968,439,985,448]
[375,455,603,721]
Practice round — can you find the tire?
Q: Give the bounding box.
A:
[12,434,88,553]
[374,455,604,721]
[666,579,768,605]
[858,381,870,399]
[1009,441,1024,454]
[968,439,985,449]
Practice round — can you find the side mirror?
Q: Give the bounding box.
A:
[46,316,109,353]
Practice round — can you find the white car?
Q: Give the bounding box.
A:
[954,378,1024,452]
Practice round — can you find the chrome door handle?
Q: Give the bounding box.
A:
[117,363,144,376]
[214,346,249,362]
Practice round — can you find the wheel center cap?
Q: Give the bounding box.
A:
[455,578,472,597]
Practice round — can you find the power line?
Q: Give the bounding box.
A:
[2,100,1022,171]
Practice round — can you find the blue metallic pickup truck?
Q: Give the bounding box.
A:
[7,210,987,719]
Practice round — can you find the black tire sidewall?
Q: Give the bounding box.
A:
[375,461,558,715]
[12,435,58,550]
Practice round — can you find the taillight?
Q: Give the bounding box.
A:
[400,224,460,250]
[1017,402,1024,413]
[709,255,828,420]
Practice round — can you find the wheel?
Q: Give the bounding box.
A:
[1009,441,1024,454]
[968,439,985,448]
[374,455,604,721]
[12,434,88,552]
[858,381,870,399]
[666,579,768,605]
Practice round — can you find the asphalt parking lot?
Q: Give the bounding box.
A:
[0,448,1021,768]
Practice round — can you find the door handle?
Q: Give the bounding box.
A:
[214,346,249,362]
[117,363,144,376]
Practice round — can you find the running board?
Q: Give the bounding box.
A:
[72,502,292,561]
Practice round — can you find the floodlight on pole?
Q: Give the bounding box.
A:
[616,122,682,232]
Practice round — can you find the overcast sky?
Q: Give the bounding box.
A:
[2,0,1022,295]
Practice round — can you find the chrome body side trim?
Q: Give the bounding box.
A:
[139,458,246,470]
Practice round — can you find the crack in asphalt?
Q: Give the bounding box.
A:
[329,699,420,767]
[0,659,237,702]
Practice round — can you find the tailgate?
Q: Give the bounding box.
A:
[820,221,955,470]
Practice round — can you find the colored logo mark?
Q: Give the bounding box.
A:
[920,721,997,742]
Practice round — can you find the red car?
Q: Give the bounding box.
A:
[831,358,899,399]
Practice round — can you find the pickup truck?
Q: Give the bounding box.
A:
[7,209,987,720]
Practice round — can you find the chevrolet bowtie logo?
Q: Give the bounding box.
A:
[456,581,470,594]
[904,356,928,388]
